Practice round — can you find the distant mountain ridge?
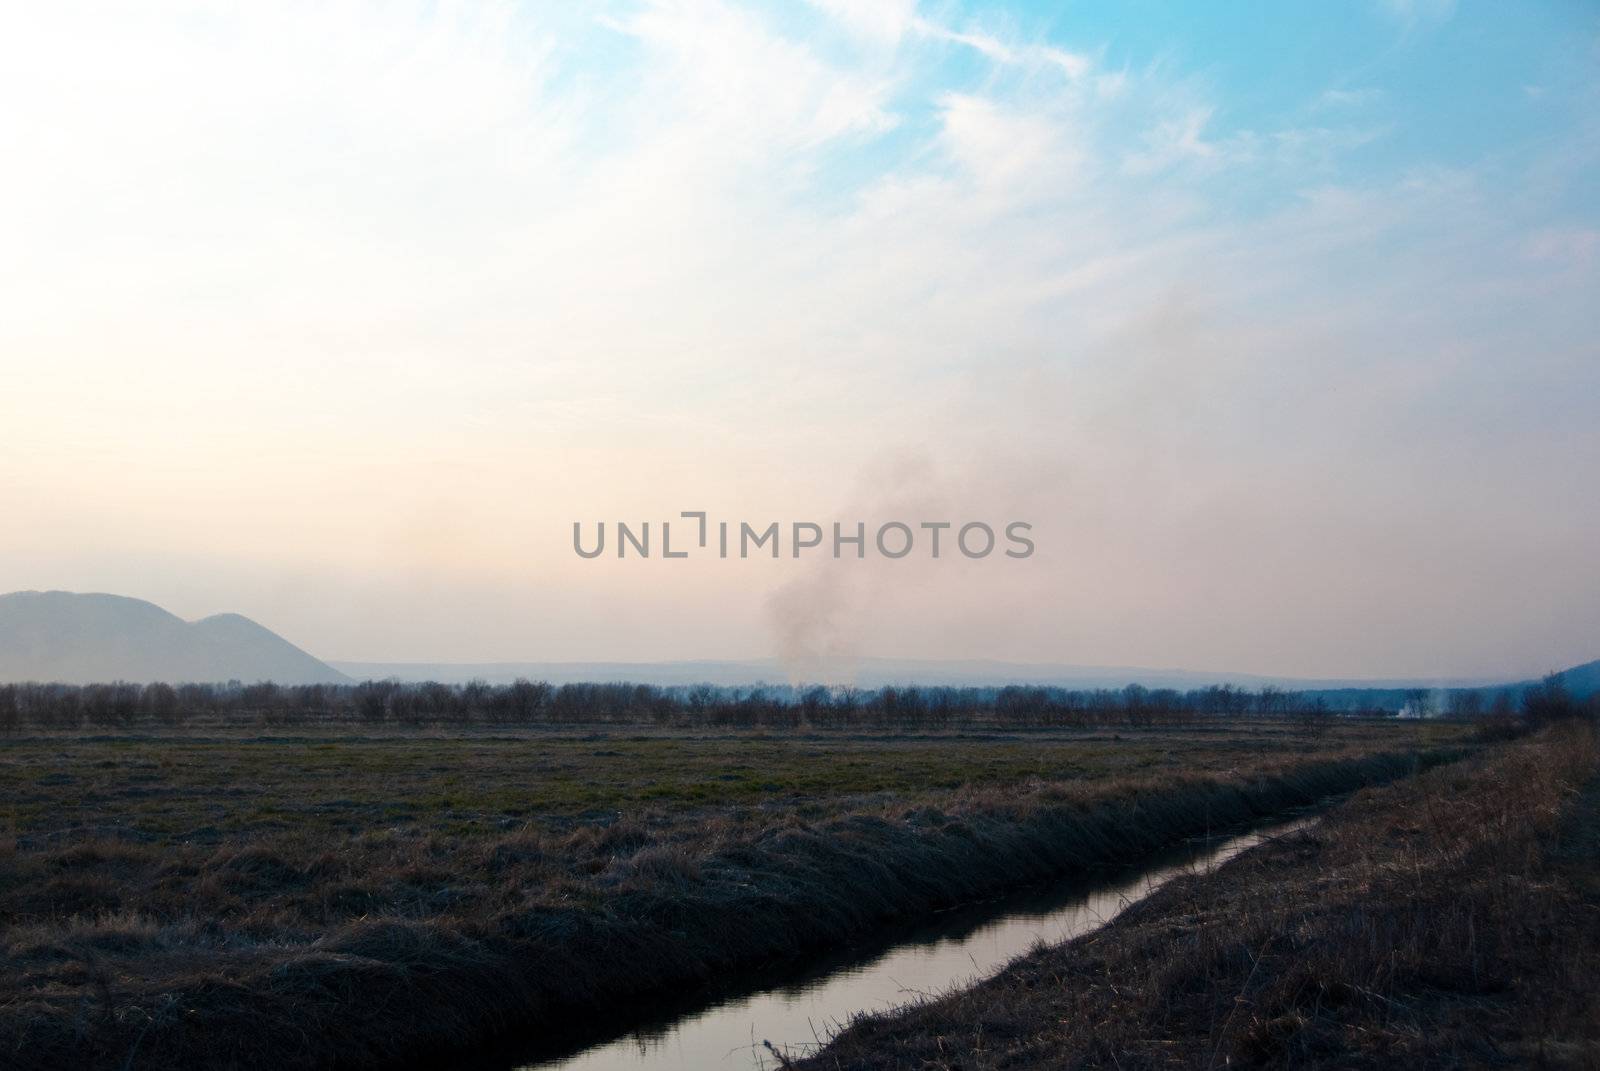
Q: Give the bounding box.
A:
[328,656,1542,693]
[0,591,348,685]
[1545,658,1600,698]
[4,591,1591,697]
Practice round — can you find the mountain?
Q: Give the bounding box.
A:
[1552,659,1600,698]
[0,591,349,685]
[1479,660,1600,701]
[9,591,1575,697]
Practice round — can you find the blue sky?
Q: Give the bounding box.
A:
[1,1,1596,678]
[575,0,1600,215]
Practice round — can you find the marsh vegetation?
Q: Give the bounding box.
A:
[0,719,1468,1069]
[798,723,1600,1069]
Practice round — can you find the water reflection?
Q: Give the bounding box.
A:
[521,817,1314,1071]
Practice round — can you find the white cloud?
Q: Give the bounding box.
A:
[907,14,1099,83]
[605,0,900,149]
[912,16,1016,63]
[936,93,1083,194]
[1042,47,1093,81]
[1523,226,1600,265]
[1123,107,1219,175]
[0,0,1594,675]
[1318,87,1383,108]
[806,0,919,43]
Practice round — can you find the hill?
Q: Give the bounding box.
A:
[0,591,349,685]
[1485,659,1600,701]
[1554,658,1600,698]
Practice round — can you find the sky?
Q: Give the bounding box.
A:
[1,0,1597,680]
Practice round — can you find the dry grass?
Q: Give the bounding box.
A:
[0,723,1466,1070]
[799,723,1599,1070]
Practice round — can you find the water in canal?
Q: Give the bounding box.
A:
[521,817,1314,1071]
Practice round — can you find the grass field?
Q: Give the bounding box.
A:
[0,720,1470,1069]
[800,722,1599,1069]
[1,721,1467,839]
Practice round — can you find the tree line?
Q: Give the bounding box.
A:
[0,675,1588,732]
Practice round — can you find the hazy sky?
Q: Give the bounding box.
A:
[2,0,1597,679]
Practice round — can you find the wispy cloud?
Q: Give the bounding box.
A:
[805,0,919,43]
[1318,87,1384,108]
[1523,226,1600,265]
[1123,107,1220,174]
[0,0,1595,676]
